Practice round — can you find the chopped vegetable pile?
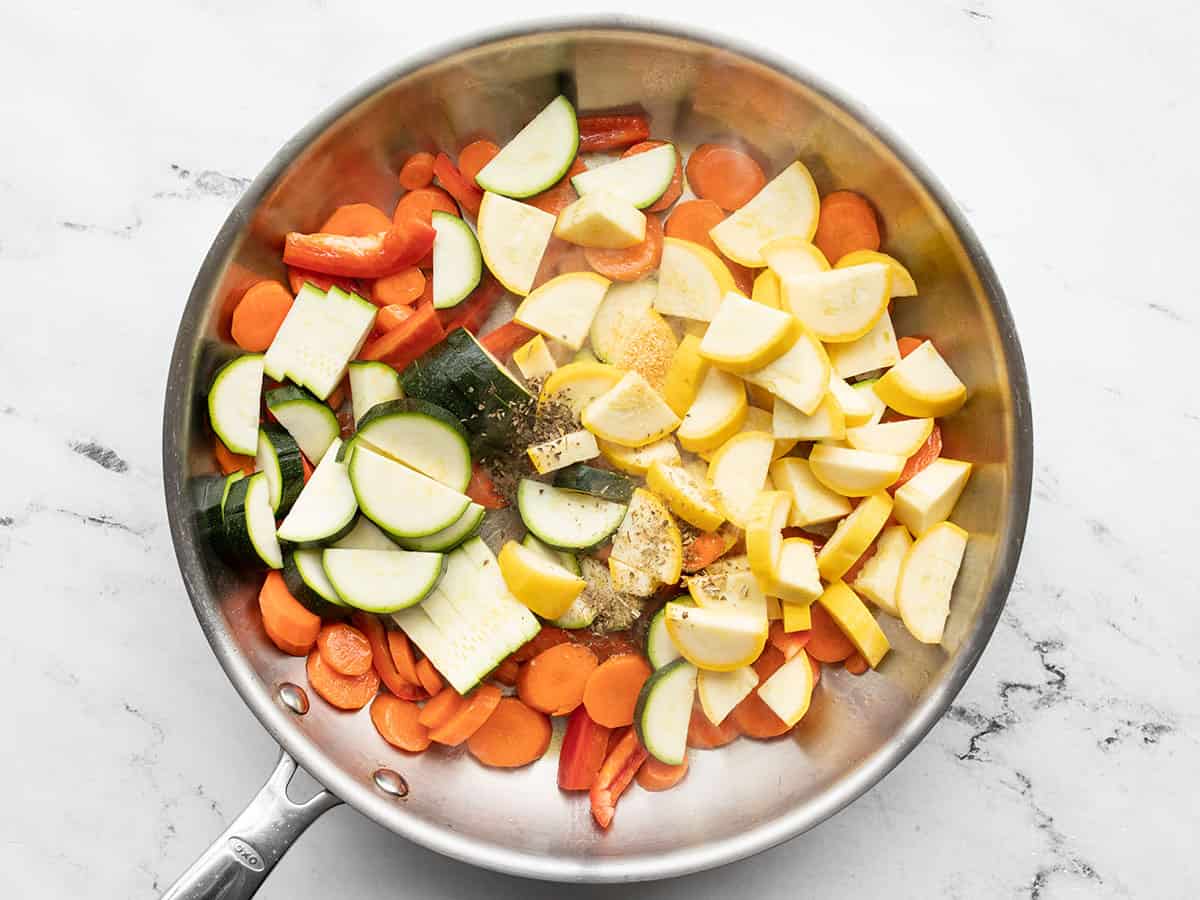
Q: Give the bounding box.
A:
[201,96,974,830]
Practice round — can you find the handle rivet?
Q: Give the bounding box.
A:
[373,768,409,798]
[278,682,309,715]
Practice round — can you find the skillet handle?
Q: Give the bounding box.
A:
[160,749,340,900]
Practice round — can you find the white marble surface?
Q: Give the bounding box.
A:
[3,1,1197,897]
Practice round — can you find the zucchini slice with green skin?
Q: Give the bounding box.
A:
[400,328,535,447]
[431,211,482,309]
[474,95,580,199]
[263,283,376,400]
[193,473,238,560]
[645,601,685,669]
[553,463,637,503]
[633,657,698,765]
[331,516,401,551]
[397,502,485,552]
[265,385,339,466]
[276,437,358,546]
[348,360,403,426]
[571,144,677,209]
[516,479,627,550]
[283,549,349,617]
[222,472,284,569]
[322,548,446,614]
[520,532,582,575]
[255,425,304,515]
[208,354,264,455]
[355,398,472,492]
[349,444,471,538]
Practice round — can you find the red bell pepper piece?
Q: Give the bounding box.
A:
[480,321,536,358]
[577,114,650,153]
[559,706,612,791]
[890,423,942,490]
[433,153,483,218]
[350,612,426,701]
[465,462,507,510]
[358,300,445,369]
[283,218,435,279]
[589,727,649,829]
[439,275,505,334]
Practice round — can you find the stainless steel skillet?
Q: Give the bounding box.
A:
[161,18,1032,898]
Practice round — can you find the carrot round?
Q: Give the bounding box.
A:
[215,437,255,476]
[806,603,856,663]
[813,191,881,266]
[372,267,426,307]
[730,646,791,739]
[306,648,380,710]
[897,335,926,358]
[685,144,766,211]
[231,281,294,352]
[582,653,652,728]
[393,186,459,226]
[768,620,812,659]
[316,623,372,676]
[517,643,599,716]
[491,657,520,686]
[569,629,639,663]
[320,202,393,237]
[415,657,445,696]
[844,653,869,676]
[891,423,942,490]
[399,152,436,191]
[259,572,321,656]
[370,693,431,752]
[665,198,725,251]
[375,304,414,333]
[585,214,663,283]
[386,630,422,686]
[351,613,425,701]
[417,687,464,729]
[428,684,502,746]
[512,626,571,663]
[526,158,588,216]
[688,705,740,749]
[286,267,358,297]
[623,140,682,212]
[636,756,689,792]
[682,531,728,573]
[468,697,552,768]
[458,140,500,183]
[432,153,483,218]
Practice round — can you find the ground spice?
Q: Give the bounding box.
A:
[579,558,645,633]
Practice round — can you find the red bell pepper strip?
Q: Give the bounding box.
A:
[439,276,505,335]
[350,612,426,701]
[358,301,445,369]
[559,706,612,791]
[577,114,650,153]
[890,423,943,490]
[480,321,536,358]
[433,153,483,218]
[589,727,649,829]
[465,463,507,510]
[286,267,361,296]
[283,218,435,279]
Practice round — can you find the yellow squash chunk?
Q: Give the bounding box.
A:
[827,374,875,427]
[808,444,905,497]
[477,191,556,295]
[654,237,736,321]
[782,599,813,632]
[827,310,901,379]
[664,601,768,672]
[685,555,750,608]
[697,666,758,725]
[773,393,846,442]
[513,271,611,350]
[751,270,782,309]
[746,490,791,592]
[846,418,934,457]
[700,405,796,461]
[610,488,683,587]
[894,458,972,537]
[527,430,600,475]
[539,360,623,419]
[897,521,967,644]
[709,161,820,267]
[646,461,725,531]
[781,262,891,343]
[817,581,890,668]
[699,293,799,373]
[874,340,967,418]
[498,540,586,619]
[743,327,830,415]
[769,457,852,527]
[773,536,823,606]
[761,235,830,279]
[854,378,887,425]
[554,191,646,249]
[850,524,912,616]
[835,249,917,297]
[816,491,893,581]
[662,333,709,417]
[705,430,775,529]
[581,371,681,447]
[511,334,557,382]
[676,366,747,453]
[597,435,680,476]
[756,647,815,726]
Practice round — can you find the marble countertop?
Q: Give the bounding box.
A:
[3,1,1196,897]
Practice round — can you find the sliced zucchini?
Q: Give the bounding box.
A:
[588,278,658,362]
[263,283,376,400]
[348,360,403,426]
[255,425,304,515]
[349,444,471,538]
[521,532,582,575]
[645,602,684,669]
[355,398,472,492]
[633,657,698,765]
[396,502,485,552]
[431,210,482,308]
[207,354,264,455]
[514,272,611,350]
[331,516,401,551]
[222,472,283,569]
[516,479,626,550]
[552,463,637,502]
[474,95,579,199]
[322,548,446,614]
[477,191,556,295]
[265,385,339,465]
[276,438,358,545]
[193,472,241,560]
[571,143,677,209]
[283,548,349,617]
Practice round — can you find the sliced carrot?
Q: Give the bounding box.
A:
[386,630,422,686]
[433,152,483,218]
[897,335,926,358]
[370,693,432,752]
[512,626,572,663]
[582,653,652,728]
[590,727,649,829]
[891,423,942,490]
[358,301,445,369]
[301,455,314,483]
[317,623,373,677]
[437,274,504,335]
[480,321,536,358]
[682,531,728,573]
[465,462,507,510]
[320,202,393,237]
[325,379,347,413]
[518,643,599,716]
[558,705,612,790]
[810,654,822,686]
[577,114,650,153]
[399,152,436,191]
[393,185,459,226]
[730,646,791,739]
[686,144,766,211]
[813,191,881,266]
[636,756,689,792]
[468,697,552,768]
[415,657,445,696]
[806,603,856,663]
[350,612,425,701]
[526,158,588,216]
[306,648,380,711]
[231,281,294,352]
[623,140,682,212]
[214,437,255,476]
[371,267,426,308]
[688,705,740,749]
[417,687,464,729]
[286,267,359,297]
[568,629,639,663]
[665,198,725,251]
[376,303,414,333]
[491,657,520,686]
[457,140,500,183]
[259,571,321,656]
[769,620,812,659]
[584,214,663,283]
[428,684,503,746]
[844,653,869,676]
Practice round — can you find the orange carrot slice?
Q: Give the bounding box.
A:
[428,684,503,746]
[813,191,881,265]
[399,152,436,191]
[584,214,663,283]
[214,437,255,476]
[231,281,294,352]
[316,622,373,677]
[350,612,425,701]
[844,653,869,676]
[467,697,552,768]
[582,654,652,728]
[806,603,856,663]
[415,657,444,696]
[768,620,812,660]
[517,643,599,716]
[306,649,380,710]
[320,203,393,236]
[636,756,689,792]
[386,630,422,687]
[417,687,464,730]
[687,705,740,749]
[457,140,501,183]
[511,626,572,663]
[491,657,520,686]
[370,693,431,752]
[685,144,766,211]
[371,267,426,307]
[682,531,728,573]
[891,423,942,490]
[259,572,321,656]
[393,186,459,225]
[730,646,791,739]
